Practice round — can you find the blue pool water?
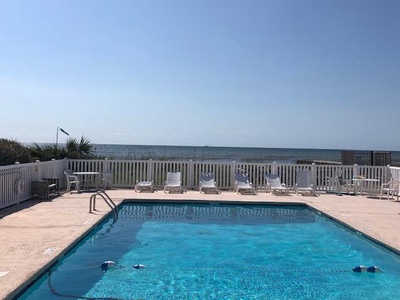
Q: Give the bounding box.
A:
[18,204,400,299]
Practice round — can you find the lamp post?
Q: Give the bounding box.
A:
[56,127,69,149]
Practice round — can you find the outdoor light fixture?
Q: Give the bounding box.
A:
[56,127,69,148]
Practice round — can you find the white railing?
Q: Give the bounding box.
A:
[68,159,389,192]
[0,159,392,210]
[389,166,400,181]
[0,159,67,209]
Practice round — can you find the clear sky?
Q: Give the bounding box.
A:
[1,0,399,151]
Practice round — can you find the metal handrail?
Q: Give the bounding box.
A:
[89,190,118,220]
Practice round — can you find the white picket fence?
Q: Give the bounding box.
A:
[0,159,67,209]
[1,158,399,210]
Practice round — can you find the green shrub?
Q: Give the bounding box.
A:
[28,143,68,161]
[0,138,32,166]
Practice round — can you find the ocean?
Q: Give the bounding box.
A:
[91,144,400,165]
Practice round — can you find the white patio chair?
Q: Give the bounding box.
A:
[102,169,113,189]
[234,173,257,194]
[199,173,220,194]
[164,172,183,193]
[380,180,399,201]
[64,169,80,193]
[265,174,289,195]
[295,170,316,196]
[135,180,154,193]
[326,173,352,195]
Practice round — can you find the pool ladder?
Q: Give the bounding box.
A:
[89,190,118,220]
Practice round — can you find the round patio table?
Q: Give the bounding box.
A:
[352,177,380,195]
[73,172,100,191]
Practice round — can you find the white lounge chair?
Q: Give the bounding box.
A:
[135,180,154,193]
[234,173,257,194]
[199,173,219,194]
[64,169,80,193]
[295,170,316,196]
[164,172,183,193]
[380,180,399,200]
[265,174,289,195]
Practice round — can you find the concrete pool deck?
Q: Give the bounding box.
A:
[1,189,400,299]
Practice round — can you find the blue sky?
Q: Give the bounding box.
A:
[1,0,399,151]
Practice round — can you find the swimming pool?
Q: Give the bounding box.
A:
[18,203,400,299]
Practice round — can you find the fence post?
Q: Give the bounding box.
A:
[386,164,391,182]
[35,160,40,180]
[148,159,154,181]
[64,158,69,172]
[14,162,21,203]
[188,160,194,190]
[103,158,109,173]
[231,161,237,190]
[353,164,359,177]
[272,161,277,174]
[311,163,317,189]
[51,159,56,177]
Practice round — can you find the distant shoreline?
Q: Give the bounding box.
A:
[91,144,400,166]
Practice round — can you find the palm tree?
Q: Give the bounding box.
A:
[66,136,94,159]
[27,136,94,161]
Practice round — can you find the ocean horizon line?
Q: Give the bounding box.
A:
[91,143,390,152]
[90,144,400,166]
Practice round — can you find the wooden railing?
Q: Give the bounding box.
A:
[0,158,394,210]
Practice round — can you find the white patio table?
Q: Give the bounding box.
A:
[73,171,100,191]
[352,177,380,195]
